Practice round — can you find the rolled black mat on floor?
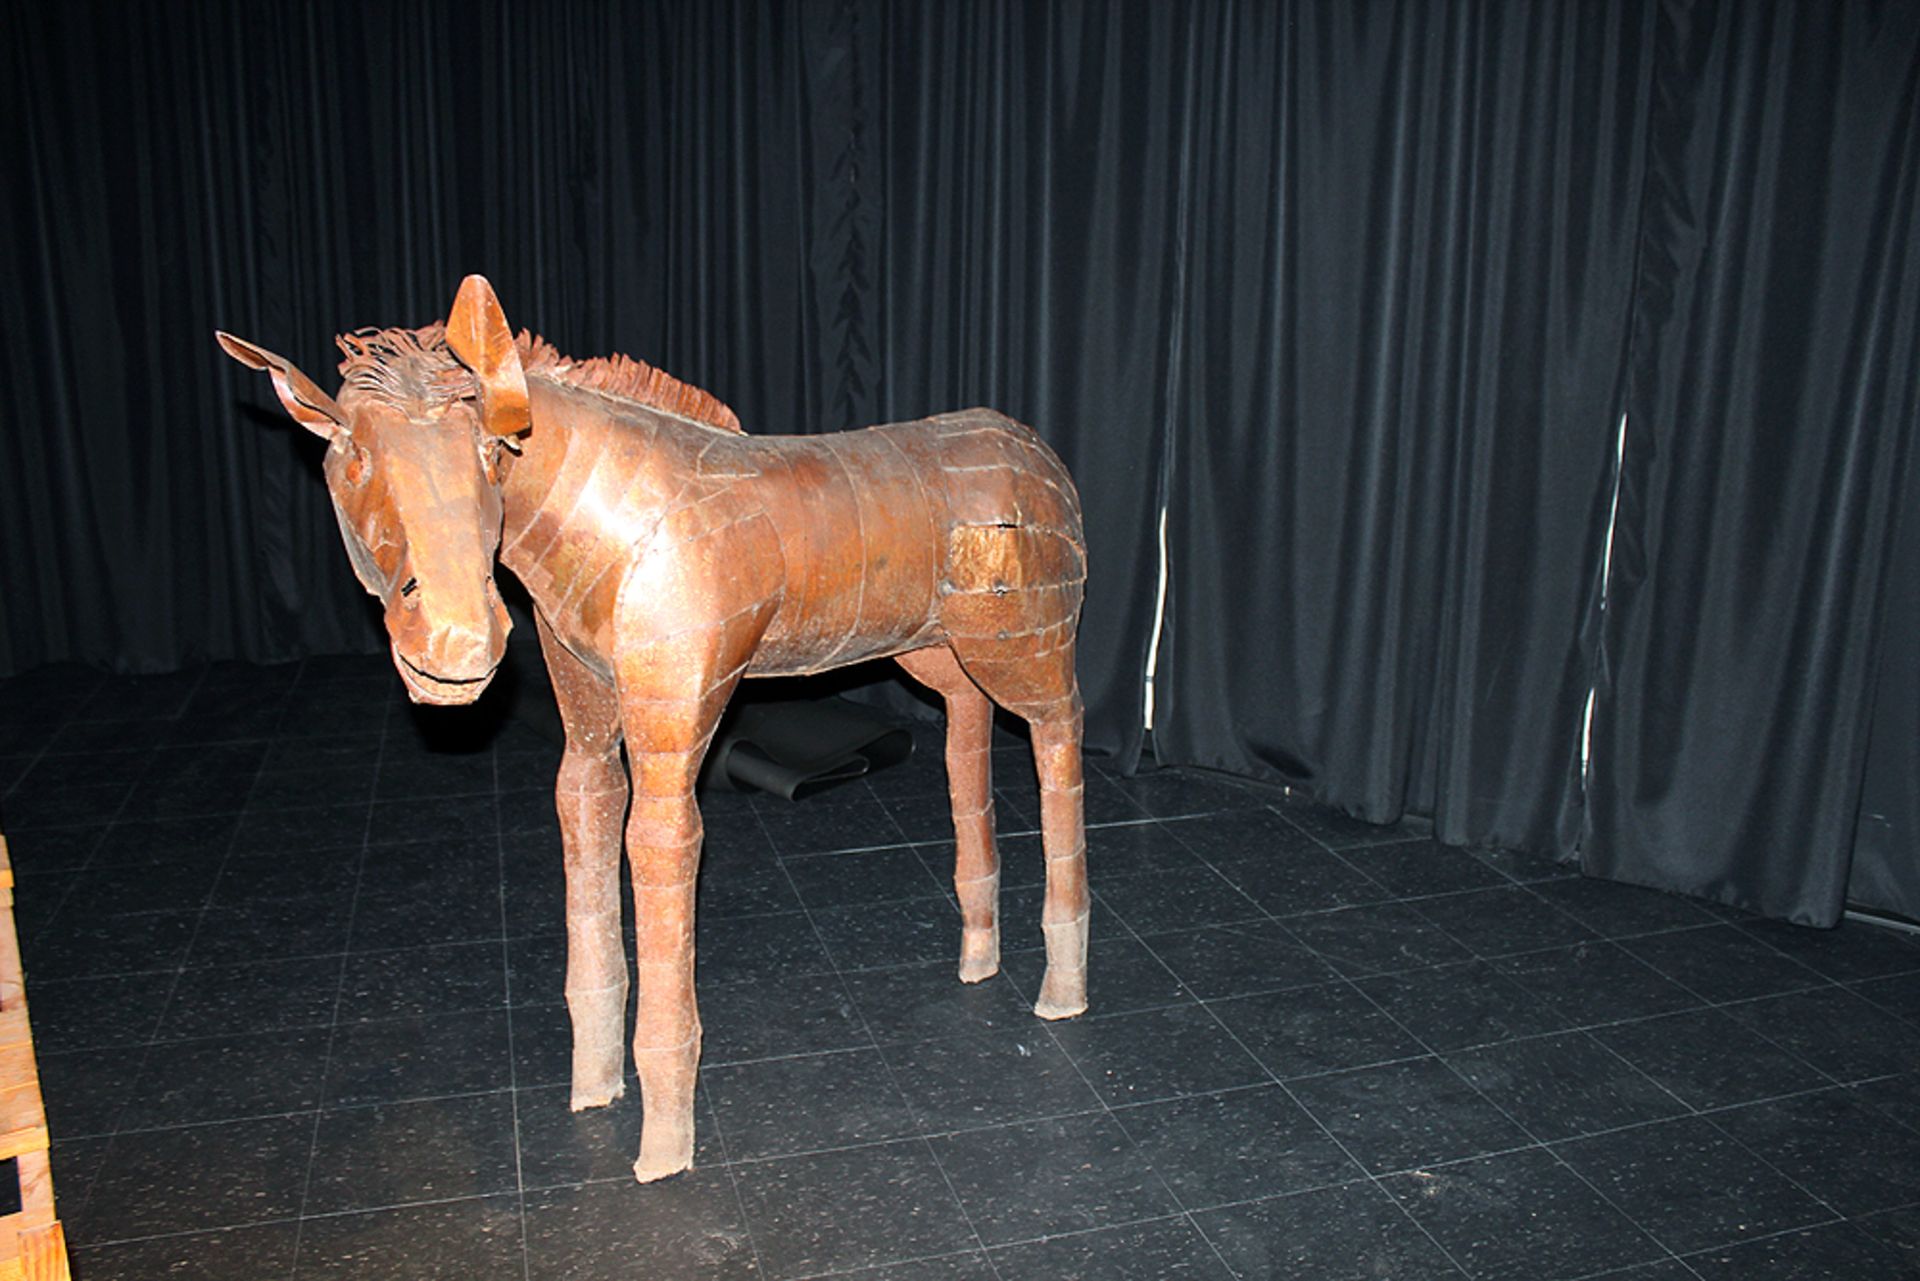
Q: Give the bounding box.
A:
[700,698,913,800]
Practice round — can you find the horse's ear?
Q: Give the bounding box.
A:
[215,331,349,438]
[445,275,531,438]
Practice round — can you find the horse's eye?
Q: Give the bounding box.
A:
[400,577,419,597]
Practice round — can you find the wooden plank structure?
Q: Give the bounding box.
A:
[0,836,68,1281]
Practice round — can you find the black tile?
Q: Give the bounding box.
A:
[304,1092,519,1213]
[930,1111,1176,1246]
[3,782,131,828]
[323,1009,513,1106]
[840,958,1038,1045]
[1193,1181,1466,1280]
[157,955,341,1043]
[292,1194,525,1280]
[812,897,964,971]
[1210,982,1425,1080]
[1556,1116,1829,1254]
[1116,1084,1361,1210]
[1145,921,1339,1001]
[1853,1070,1920,1136]
[351,845,503,949]
[996,882,1124,955]
[1164,807,1326,864]
[706,1048,921,1159]
[260,732,383,773]
[1712,1087,1920,1216]
[1352,961,1575,1053]
[1209,847,1393,919]
[336,940,506,1022]
[508,1003,576,1089]
[1854,969,1920,1028]
[38,1046,142,1137]
[123,1028,331,1128]
[514,1081,728,1188]
[701,968,870,1064]
[25,907,199,979]
[758,796,906,857]
[1737,916,1920,984]
[1854,1204,1920,1272]
[1077,821,1210,880]
[63,859,224,915]
[1002,934,1191,1019]
[990,1216,1234,1279]
[1336,839,1509,900]
[1719,986,1920,1083]
[1527,877,1720,939]
[1489,942,1702,1028]
[881,1028,1102,1132]
[1280,902,1477,976]
[832,1253,996,1281]
[1110,767,1271,820]
[1411,886,1601,958]
[699,910,835,983]
[782,845,946,911]
[90,813,240,866]
[1619,925,1828,1004]
[1683,1220,1911,1279]
[1093,866,1265,937]
[1381,1147,1665,1280]
[1081,775,1154,828]
[1465,844,1580,884]
[189,895,355,967]
[214,849,361,905]
[1049,1004,1268,1106]
[73,1114,312,1239]
[232,803,373,857]
[524,1169,760,1280]
[1444,1031,1683,1142]
[732,1139,977,1279]
[1592,1008,1829,1110]
[248,766,377,812]
[1287,1056,1531,1175]
[505,933,565,1006]
[366,794,498,847]
[71,1221,302,1281]
[374,751,497,801]
[1272,802,1422,850]
[27,971,175,1053]
[698,854,805,918]
[2,823,105,871]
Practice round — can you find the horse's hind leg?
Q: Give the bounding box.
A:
[535,614,630,1110]
[897,644,1001,982]
[948,637,1089,1020]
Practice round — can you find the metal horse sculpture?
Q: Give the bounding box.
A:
[218,276,1089,1182]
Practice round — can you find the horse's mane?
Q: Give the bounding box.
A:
[332,322,743,435]
[517,333,743,434]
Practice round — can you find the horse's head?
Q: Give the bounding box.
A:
[217,276,532,705]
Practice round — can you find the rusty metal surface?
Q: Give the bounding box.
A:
[218,276,1089,1182]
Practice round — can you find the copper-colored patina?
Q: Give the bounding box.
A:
[218,277,1089,1182]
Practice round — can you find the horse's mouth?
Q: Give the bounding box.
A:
[392,646,499,706]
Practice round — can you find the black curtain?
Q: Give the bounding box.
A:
[1151,0,1652,859]
[5,0,1919,922]
[1586,0,1920,925]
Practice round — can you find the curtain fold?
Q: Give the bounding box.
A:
[1152,0,1652,858]
[1585,0,1920,925]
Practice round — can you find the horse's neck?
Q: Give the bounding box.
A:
[496,378,721,627]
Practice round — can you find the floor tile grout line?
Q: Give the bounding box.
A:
[754,795,1011,1281]
[51,663,220,1237]
[489,730,535,1281]
[286,658,390,1276]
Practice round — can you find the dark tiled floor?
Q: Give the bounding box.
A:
[3,658,1920,1279]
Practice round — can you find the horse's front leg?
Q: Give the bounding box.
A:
[535,614,630,1111]
[615,623,762,1182]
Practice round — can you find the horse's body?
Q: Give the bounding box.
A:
[219,278,1089,1182]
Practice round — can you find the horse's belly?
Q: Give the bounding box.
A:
[748,435,945,674]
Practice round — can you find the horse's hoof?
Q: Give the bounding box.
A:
[632,1140,694,1184]
[569,1079,625,1112]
